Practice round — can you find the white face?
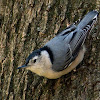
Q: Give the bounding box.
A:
[25,50,52,76]
[27,55,41,68]
[30,56,39,64]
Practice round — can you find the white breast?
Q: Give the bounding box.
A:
[27,46,86,79]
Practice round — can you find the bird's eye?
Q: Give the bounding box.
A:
[34,59,37,63]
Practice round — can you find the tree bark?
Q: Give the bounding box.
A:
[0,0,100,100]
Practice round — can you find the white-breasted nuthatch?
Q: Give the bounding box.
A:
[18,11,99,79]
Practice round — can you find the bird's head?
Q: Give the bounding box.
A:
[17,48,52,75]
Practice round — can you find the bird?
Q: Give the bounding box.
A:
[17,11,99,79]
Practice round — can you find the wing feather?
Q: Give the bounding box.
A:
[47,11,98,72]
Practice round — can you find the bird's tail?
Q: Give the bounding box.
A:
[69,11,98,56]
[77,11,99,29]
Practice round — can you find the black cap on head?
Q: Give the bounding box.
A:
[25,49,41,65]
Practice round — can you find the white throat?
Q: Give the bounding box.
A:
[27,50,52,76]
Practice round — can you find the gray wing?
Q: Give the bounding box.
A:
[45,11,98,72]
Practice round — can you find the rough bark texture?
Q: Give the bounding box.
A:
[0,0,100,100]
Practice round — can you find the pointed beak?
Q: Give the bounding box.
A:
[17,65,27,69]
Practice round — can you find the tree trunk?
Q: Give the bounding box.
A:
[0,0,100,100]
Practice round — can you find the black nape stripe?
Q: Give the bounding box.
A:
[40,46,54,64]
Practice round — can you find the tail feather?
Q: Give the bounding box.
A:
[69,11,99,55]
[77,11,99,29]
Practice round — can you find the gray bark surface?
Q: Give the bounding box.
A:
[0,0,100,100]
